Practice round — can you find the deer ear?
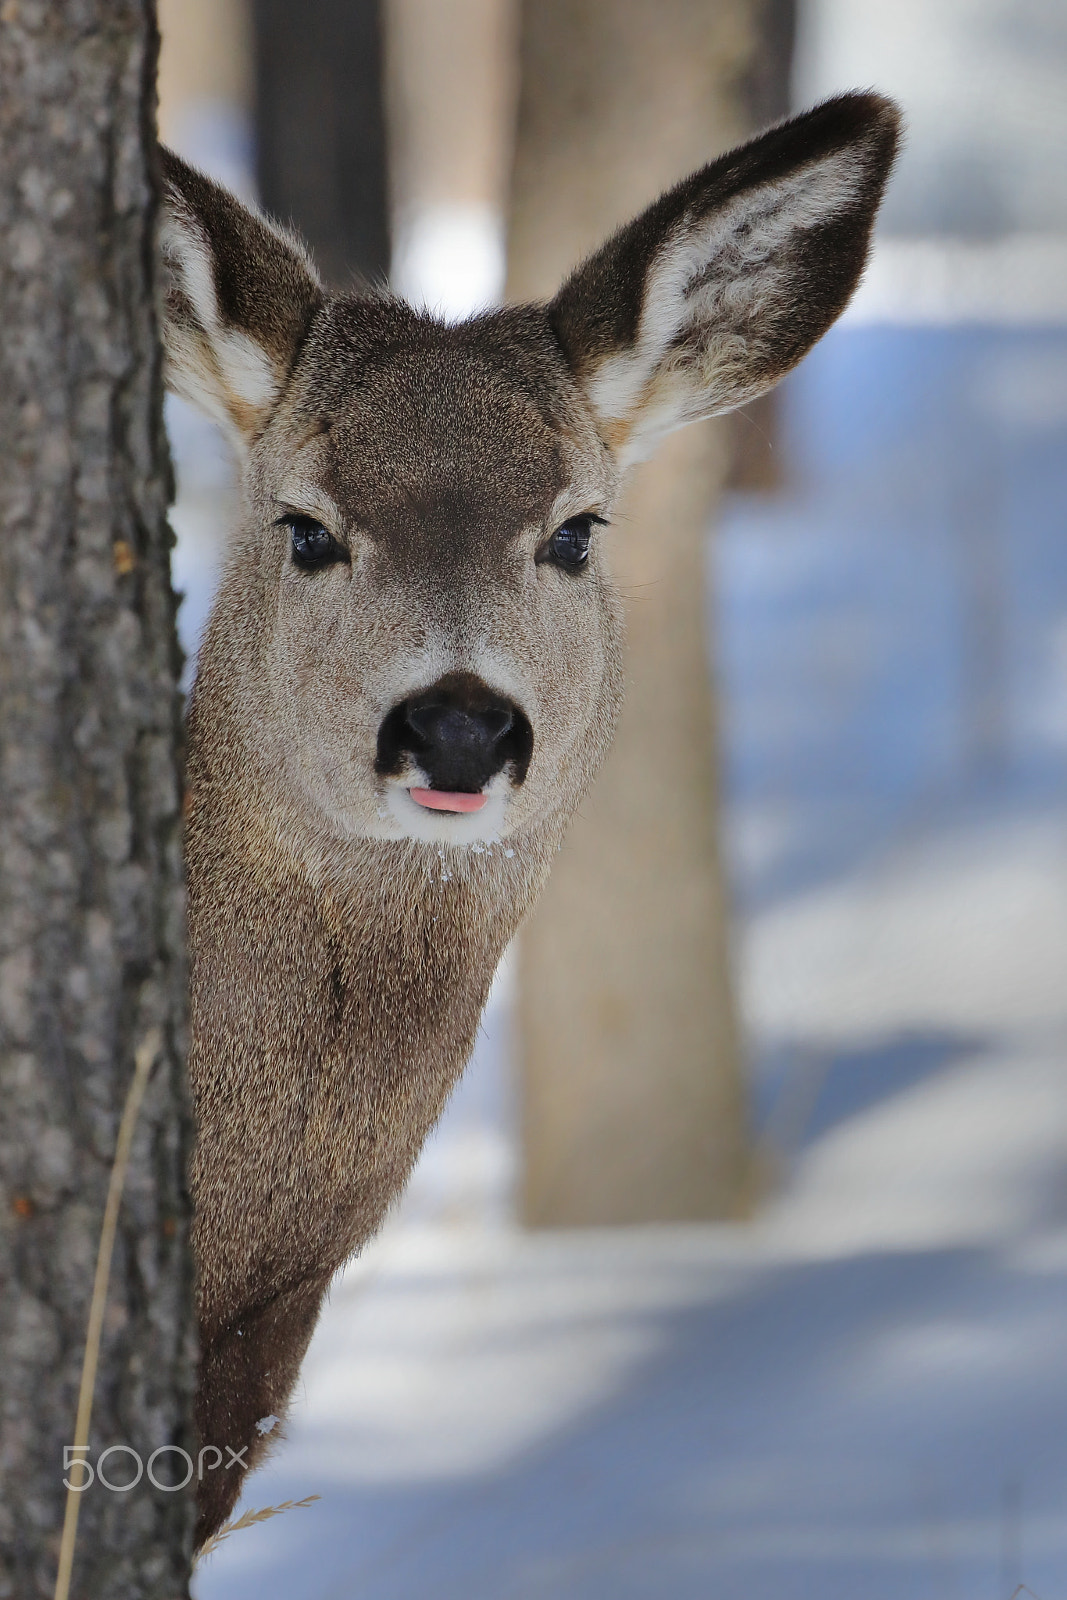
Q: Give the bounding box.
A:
[549,93,900,467]
[158,149,325,454]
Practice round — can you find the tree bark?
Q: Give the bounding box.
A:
[0,5,195,1597]
[509,0,765,1225]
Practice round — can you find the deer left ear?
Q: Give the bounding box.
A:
[550,92,901,467]
[158,148,325,456]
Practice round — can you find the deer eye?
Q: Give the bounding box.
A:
[279,513,347,571]
[541,515,602,572]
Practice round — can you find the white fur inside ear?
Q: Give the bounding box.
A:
[161,210,281,451]
[212,328,278,412]
[588,154,868,466]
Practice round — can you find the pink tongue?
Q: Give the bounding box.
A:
[409,787,487,814]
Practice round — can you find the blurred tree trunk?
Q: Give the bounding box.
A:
[382,0,517,313]
[510,0,787,1225]
[0,5,194,1597]
[253,0,391,288]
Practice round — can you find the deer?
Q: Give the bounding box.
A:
[159,90,899,1544]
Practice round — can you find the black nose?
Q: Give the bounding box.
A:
[376,672,533,793]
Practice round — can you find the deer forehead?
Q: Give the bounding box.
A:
[267,304,613,551]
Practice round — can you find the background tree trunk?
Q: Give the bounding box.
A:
[253,0,391,289]
[0,5,195,1596]
[382,0,517,315]
[509,0,776,1225]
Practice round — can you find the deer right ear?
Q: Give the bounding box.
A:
[158,149,324,454]
[550,93,900,468]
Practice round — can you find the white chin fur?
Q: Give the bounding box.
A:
[374,782,511,845]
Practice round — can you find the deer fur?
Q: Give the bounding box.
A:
[159,91,900,1544]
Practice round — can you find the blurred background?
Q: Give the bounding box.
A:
[160,2,1067,1595]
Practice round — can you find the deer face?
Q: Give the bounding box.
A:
[161,93,899,849]
[228,303,625,845]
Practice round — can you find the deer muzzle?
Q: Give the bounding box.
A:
[375,671,534,805]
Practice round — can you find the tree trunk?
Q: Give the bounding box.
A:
[0,5,195,1597]
[509,0,766,1225]
[253,0,391,289]
[382,0,517,314]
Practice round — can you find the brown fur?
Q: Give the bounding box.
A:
[159,91,900,1544]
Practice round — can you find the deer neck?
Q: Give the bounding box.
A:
[184,683,555,1318]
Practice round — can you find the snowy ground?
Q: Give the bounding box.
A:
[186,318,1067,1600]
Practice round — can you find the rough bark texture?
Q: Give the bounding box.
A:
[0,4,195,1596]
[509,0,759,1225]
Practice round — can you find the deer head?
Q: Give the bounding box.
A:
[160,94,899,858]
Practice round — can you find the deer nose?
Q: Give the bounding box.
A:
[405,699,513,751]
[375,672,534,794]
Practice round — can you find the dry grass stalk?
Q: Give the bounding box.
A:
[194,1494,322,1565]
[53,1029,162,1600]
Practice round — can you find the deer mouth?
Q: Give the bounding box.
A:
[408,788,488,814]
